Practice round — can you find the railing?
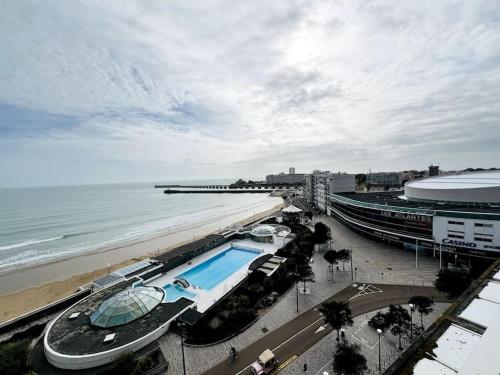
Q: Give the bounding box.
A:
[327,194,434,215]
[353,271,435,287]
[366,335,418,374]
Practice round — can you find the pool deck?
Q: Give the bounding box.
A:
[147,239,278,313]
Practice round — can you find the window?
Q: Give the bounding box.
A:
[475,223,493,228]
[474,233,493,237]
[448,230,464,234]
[448,234,464,239]
[474,237,493,242]
[448,221,464,225]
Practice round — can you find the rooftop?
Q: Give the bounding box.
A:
[46,280,194,356]
[406,170,500,190]
[331,191,500,214]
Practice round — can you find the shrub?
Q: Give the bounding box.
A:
[0,340,30,375]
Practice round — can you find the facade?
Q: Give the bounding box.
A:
[266,168,305,184]
[428,164,439,176]
[327,171,500,269]
[304,174,314,204]
[366,172,402,188]
[305,171,355,213]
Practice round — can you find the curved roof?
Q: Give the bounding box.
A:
[405,171,500,204]
[251,224,277,237]
[90,286,164,328]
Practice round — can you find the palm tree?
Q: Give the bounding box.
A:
[332,343,367,375]
[319,301,354,341]
[408,296,434,328]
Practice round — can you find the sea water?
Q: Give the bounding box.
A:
[0,181,280,272]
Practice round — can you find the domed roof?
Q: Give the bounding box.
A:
[251,224,277,237]
[90,286,164,328]
[405,171,500,204]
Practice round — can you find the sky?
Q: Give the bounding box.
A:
[1,0,500,187]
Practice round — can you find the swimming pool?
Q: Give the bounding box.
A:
[163,284,197,302]
[178,247,260,290]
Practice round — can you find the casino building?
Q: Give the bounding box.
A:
[327,171,500,270]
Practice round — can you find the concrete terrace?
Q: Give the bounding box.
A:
[158,215,441,375]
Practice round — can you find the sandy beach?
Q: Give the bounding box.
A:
[0,202,282,323]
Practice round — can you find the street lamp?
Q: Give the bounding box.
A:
[178,321,187,375]
[377,328,382,372]
[409,304,415,339]
[340,328,345,342]
[294,265,299,313]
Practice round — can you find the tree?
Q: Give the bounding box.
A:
[332,343,368,375]
[386,304,411,350]
[0,340,30,375]
[324,250,339,271]
[319,301,354,341]
[434,269,471,299]
[368,311,390,331]
[337,249,351,271]
[408,295,434,328]
[313,222,331,245]
[304,211,313,220]
[297,263,315,294]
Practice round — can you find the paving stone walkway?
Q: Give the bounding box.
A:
[280,303,450,375]
[159,215,441,374]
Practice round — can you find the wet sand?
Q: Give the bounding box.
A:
[0,203,282,323]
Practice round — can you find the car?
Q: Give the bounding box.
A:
[250,349,279,375]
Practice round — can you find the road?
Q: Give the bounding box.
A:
[203,284,448,375]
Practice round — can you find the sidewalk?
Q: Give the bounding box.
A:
[280,302,450,375]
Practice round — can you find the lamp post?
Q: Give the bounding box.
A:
[340,328,345,342]
[178,322,187,375]
[294,265,299,313]
[349,248,354,281]
[377,328,382,372]
[409,304,415,339]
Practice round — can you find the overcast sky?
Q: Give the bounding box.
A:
[1,0,500,187]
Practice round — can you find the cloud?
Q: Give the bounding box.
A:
[1,0,500,186]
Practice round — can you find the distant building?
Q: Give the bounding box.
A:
[429,164,439,176]
[305,171,355,213]
[266,168,305,184]
[366,172,402,188]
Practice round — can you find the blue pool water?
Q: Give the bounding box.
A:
[178,247,260,290]
[163,284,197,302]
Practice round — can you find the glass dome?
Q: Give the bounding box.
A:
[90,286,164,328]
[251,224,276,237]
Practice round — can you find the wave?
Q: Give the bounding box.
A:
[0,236,63,251]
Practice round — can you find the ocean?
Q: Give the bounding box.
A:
[0,181,281,272]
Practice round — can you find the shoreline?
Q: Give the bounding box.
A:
[0,202,282,323]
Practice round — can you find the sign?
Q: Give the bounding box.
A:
[442,239,477,248]
[380,210,432,223]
